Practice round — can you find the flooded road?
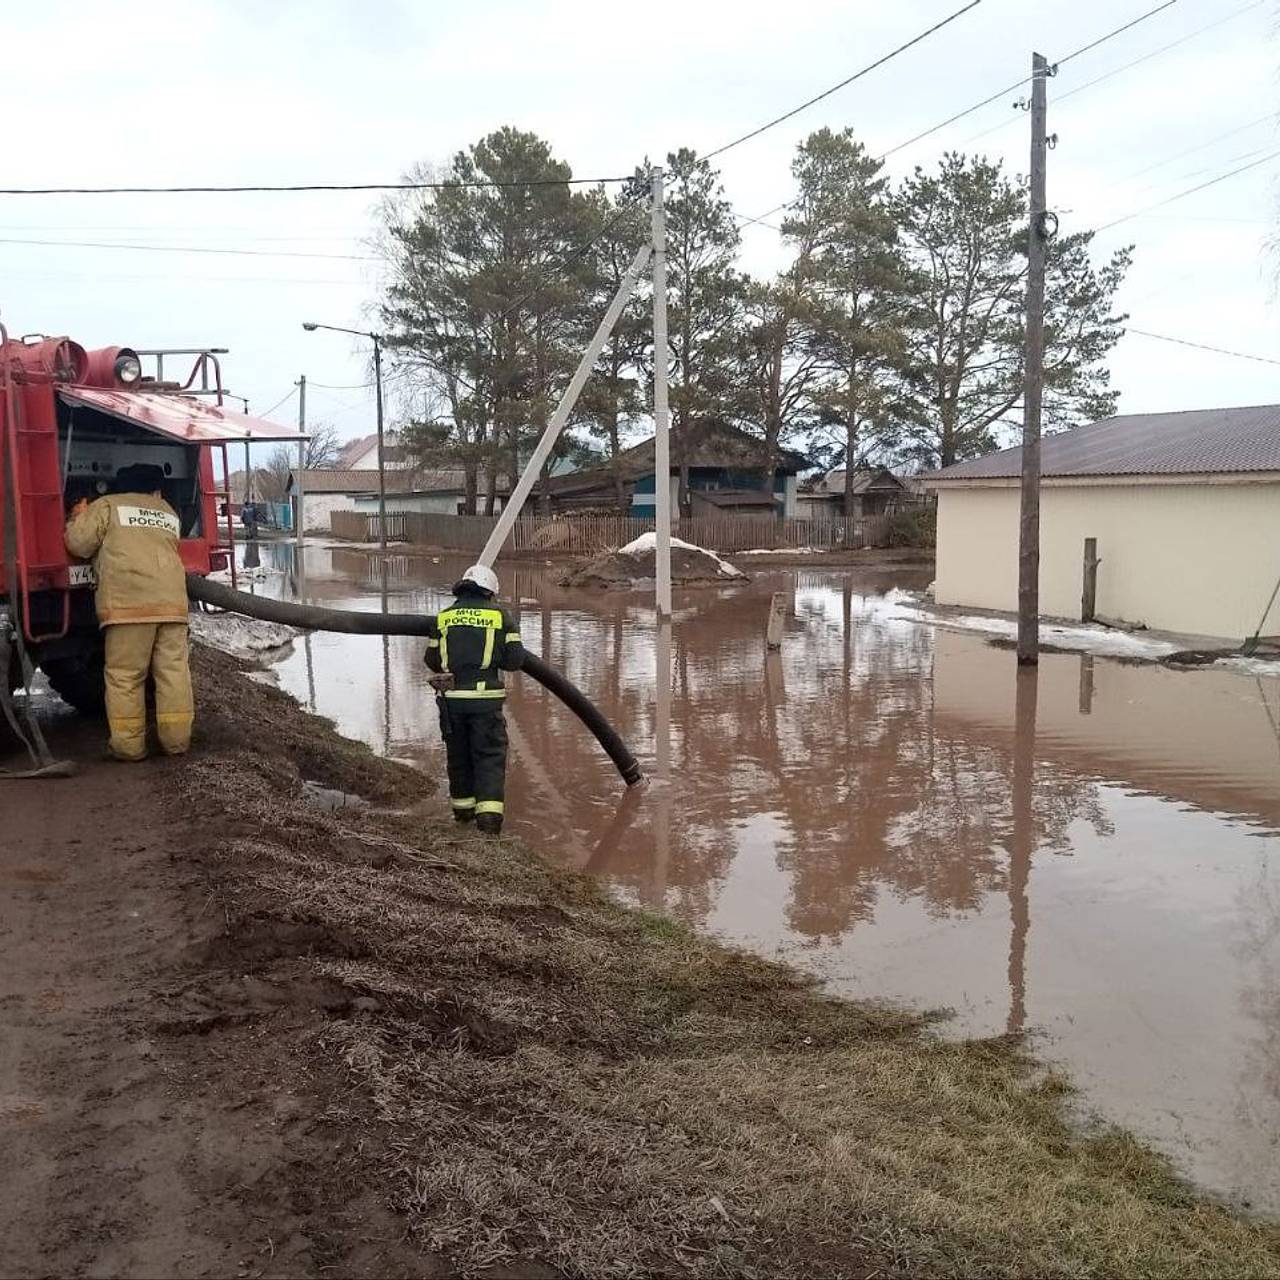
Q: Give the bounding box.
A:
[256,542,1280,1215]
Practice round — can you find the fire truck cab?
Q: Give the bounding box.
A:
[1,325,303,712]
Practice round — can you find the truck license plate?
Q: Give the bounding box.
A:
[68,564,97,587]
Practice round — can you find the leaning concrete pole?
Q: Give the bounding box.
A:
[651,167,673,617]
[476,243,652,569]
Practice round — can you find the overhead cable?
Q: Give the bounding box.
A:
[0,236,372,262]
[704,0,984,160]
[1126,328,1280,367]
[1094,146,1280,231]
[0,176,631,197]
[880,0,1182,159]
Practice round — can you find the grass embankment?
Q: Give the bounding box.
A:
[181,645,1280,1278]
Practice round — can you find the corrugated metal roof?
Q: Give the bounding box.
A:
[296,469,388,493]
[928,404,1280,482]
[693,488,777,508]
[60,388,305,444]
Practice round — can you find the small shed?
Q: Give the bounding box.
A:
[924,405,1280,641]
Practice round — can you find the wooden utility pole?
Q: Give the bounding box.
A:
[1080,537,1099,623]
[1017,51,1050,665]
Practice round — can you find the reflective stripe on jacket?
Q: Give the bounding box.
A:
[64,493,189,627]
[425,596,524,699]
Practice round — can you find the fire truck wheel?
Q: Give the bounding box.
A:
[41,639,107,717]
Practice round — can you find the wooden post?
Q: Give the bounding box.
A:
[1078,654,1094,716]
[1017,51,1051,665]
[1081,537,1099,622]
[766,592,787,650]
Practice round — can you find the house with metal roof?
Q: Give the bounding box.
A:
[543,419,809,516]
[924,405,1280,641]
[796,466,916,520]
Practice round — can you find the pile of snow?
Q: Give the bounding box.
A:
[618,532,745,580]
[862,591,1183,660]
[739,547,819,556]
[208,564,281,584]
[189,611,298,661]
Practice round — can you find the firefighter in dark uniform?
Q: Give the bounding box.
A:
[425,564,523,836]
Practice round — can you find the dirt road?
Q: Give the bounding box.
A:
[0,708,424,1279]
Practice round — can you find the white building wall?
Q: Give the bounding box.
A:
[352,492,464,515]
[934,477,1280,640]
[302,491,359,532]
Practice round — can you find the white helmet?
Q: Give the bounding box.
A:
[459,563,500,597]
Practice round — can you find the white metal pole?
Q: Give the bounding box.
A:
[476,242,652,568]
[651,168,672,617]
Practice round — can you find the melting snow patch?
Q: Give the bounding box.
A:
[739,547,819,556]
[189,611,298,661]
[618,532,745,579]
[863,591,1184,659]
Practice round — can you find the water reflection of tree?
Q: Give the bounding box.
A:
[507,576,1114,946]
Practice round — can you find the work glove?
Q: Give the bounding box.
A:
[427,672,455,694]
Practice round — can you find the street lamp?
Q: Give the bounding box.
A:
[301,320,388,554]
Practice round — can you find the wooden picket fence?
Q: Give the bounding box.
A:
[330,508,889,554]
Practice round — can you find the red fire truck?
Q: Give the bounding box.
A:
[1,324,302,710]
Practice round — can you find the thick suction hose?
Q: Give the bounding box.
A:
[187,575,644,787]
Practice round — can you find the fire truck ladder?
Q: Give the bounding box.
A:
[0,325,74,777]
[0,336,70,645]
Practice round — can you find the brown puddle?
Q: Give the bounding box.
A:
[261,543,1280,1216]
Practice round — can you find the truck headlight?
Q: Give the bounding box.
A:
[114,352,142,384]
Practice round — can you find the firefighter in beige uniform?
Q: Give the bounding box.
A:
[64,463,194,761]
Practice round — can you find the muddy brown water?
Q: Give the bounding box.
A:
[254,542,1280,1216]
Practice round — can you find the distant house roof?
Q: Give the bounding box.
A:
[545,419,809,497]
[293,469,387,494]
[334,434,377,468]
[927,405,1280,484]
[333,433,407,468]
[803,467,908,498]
[289,467,505,496]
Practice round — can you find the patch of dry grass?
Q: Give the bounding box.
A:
[180,645,1280,1279]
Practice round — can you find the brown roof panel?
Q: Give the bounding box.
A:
[928,404,1280,482]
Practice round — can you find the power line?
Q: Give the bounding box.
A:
[259,387,299,418]
[879,0,1181,160]
[307,381,374,390]
[0,175,632,197]
[1055,0,1180,67]
[1126,328,1280,367]
[704,0,984,161]
[959,0,1266,148]
[737,0,1187,232]
[1094,145,1280,231]
[0,235,373,261]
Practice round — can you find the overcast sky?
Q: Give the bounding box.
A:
[3,0,1276,449]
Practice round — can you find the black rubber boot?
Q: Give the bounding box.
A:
[454,810,475,826]
[475,813,503,837]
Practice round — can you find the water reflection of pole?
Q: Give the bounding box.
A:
[652,618,673,910]
[1008,664,1039,1035]
[381,558,391,755]
[304,633,317,713]
[1078,654,1094,716]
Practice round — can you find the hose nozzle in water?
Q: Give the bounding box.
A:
[186,575,644,788]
